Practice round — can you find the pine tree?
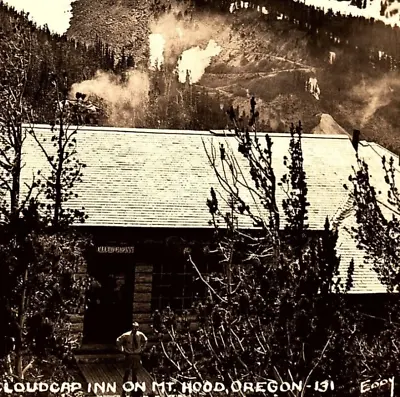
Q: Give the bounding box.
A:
[0,30,91,379]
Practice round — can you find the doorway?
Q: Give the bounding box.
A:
[83,253,135,345]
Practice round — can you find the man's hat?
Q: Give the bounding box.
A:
[132,321,139,327]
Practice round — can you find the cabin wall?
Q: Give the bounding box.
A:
[74,226,391,348]
[67,263,87,347]
[345,293,391,335]
[132,263,153,333]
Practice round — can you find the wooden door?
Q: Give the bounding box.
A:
[83,254,134,345]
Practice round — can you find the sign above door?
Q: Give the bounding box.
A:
[97,246,135,254]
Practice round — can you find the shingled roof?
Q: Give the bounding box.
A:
[332,141,400,294]
[20,125,357,228]
[19,125,398,293]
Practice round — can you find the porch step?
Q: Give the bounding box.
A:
[75,353,165,397]
[75,353,125,363]
[76,345,121,355]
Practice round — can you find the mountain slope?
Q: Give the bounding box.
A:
[67,0,152,65]
[67,0,400,153]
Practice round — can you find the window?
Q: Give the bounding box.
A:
[151,243,213,312]
[151,256,196,311]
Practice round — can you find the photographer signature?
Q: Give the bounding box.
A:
[361,376,394,396]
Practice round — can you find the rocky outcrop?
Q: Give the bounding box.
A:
[312,113,351,137]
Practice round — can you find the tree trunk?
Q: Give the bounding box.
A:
[9,123,24,378]
[54,121,64,228]
[15,266,28,379]
[10,123,22,219]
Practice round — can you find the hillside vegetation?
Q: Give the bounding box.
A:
[0,0,128,122]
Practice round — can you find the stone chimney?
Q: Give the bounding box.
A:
[352,129,360,152]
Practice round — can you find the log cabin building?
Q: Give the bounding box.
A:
[20,125,399,350]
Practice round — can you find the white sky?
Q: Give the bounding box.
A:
[4,0,75,34]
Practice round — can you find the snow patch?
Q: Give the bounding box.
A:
[149,33,165,70]
[229,0,400,27]
[312,113,350,136]
[306,77,321,100]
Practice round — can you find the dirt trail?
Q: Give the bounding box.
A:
[205,67,314,79]
[221,44,316,71]
[265,54,316,71]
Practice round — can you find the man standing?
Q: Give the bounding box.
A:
[116,322,148,397]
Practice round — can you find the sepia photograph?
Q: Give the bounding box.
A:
[0,0,399,396]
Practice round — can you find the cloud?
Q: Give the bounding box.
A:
[351,74,398,128]
[149,7,230,68]
[177,40,222,84]
[70,69,150,127]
